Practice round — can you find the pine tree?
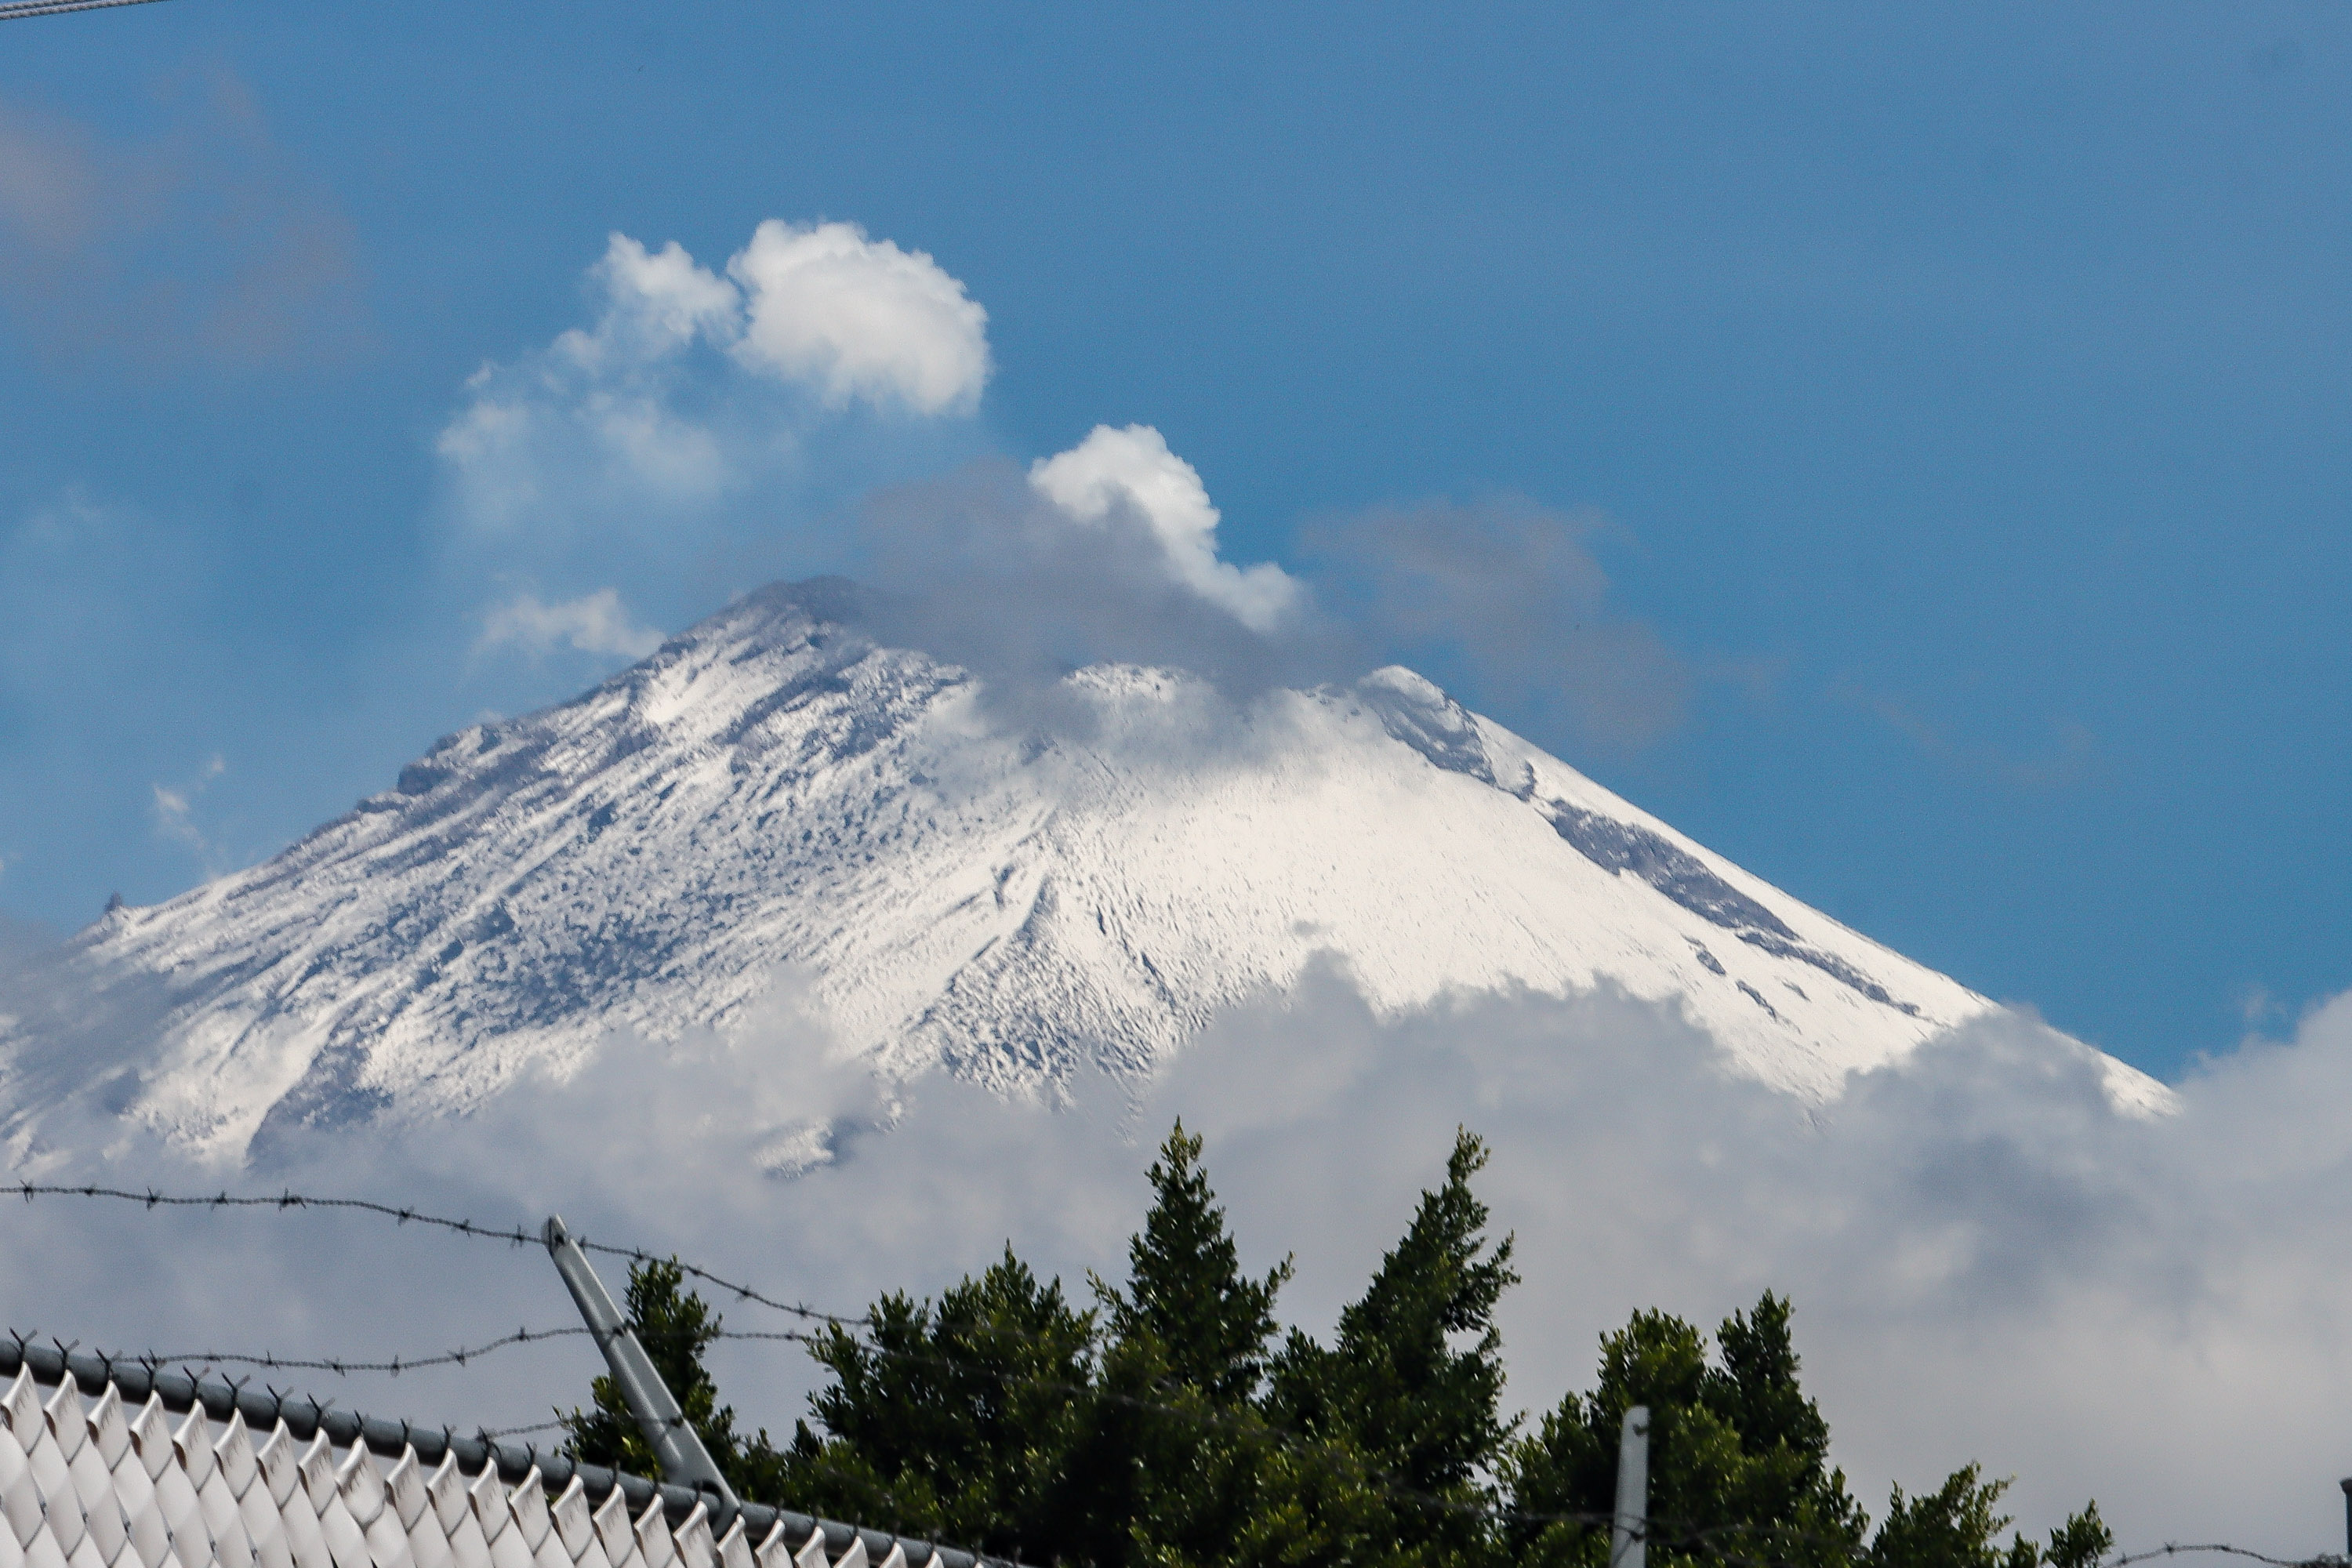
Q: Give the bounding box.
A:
[782,1247,1098,1563]
[1100,1120,1294,1403]
[1268,1127,1520,1565]
[1504,1297,1867,1568]
[1079,1122,1297,1567]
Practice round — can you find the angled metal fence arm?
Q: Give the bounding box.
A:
[543,1216,741,1512]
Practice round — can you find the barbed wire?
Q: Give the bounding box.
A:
[2,1182,862,1327]
[0,1178,1288,1394]
[9,1322,838,1382]
[472,1418,573,1441]
[2111,1549,2342,1568]
[139,1325,595,1377]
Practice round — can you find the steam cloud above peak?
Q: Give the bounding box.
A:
[1029,423,1303,633]
[430,215,1676,759]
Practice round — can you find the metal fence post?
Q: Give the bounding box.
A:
[1612,1404,1650,1568]
[543,1215,740,1511]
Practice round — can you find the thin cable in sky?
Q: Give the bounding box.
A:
[0,0,171,19]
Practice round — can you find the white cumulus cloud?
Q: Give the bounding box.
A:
[475,588,664,660]
[728,220,990,416]
[431,221,992,657]
[1029,424,1302,633]
[435,222,989,548]
[557,234,740,369]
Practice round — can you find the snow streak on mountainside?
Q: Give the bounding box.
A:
[0,579,2165,1163]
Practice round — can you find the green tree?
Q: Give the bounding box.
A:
[1868,1465,2022,1568]
[1265,1127,1520,1566]
[1098,1119,1294,1403]
[2042,1501,2114,1568]
[1864,1468,2111,1568]
[1066,1121,1298,1566]
[782,1247,1098,1563]
[1504,1298,1865,1568]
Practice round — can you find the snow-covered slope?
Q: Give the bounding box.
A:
[1,579,2164,1162]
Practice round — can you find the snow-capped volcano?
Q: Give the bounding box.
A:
[1,579,2162,1163]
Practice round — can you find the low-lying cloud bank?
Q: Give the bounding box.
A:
[5,964,2352,1557]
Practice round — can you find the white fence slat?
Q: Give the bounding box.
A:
[546,1482,598,1568]
[387,1452,447,1568]
[0,1425,45,1549]
[710,1520,748,1568]
[296,1439,368,1568]
[466,1477,524,1568]
[626,1504,672,1568]
[421,1458,484,1568]
[586,1488,637,1568]
[669,1506,712,1568]
[51,1387,124,1567]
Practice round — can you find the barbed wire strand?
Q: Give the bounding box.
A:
[140,1325,595,1377]
[0,1180,1308,1399]
[3,1182,863,1327]
[2112,1550,2338,1568]
[4,1180,1321,1417]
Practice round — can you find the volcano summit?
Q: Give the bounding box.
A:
[0,579,2163,1163]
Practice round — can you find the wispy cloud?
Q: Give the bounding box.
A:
[0,73,366,371]
[1841,682,2100,790]
[437,223,989,542]
[1302,497,1691,749]
[147,753,226,864]
[474,589,666,661]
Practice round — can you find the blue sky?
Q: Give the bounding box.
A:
[0,0,2345,1080]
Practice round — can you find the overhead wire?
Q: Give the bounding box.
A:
[0,0,173,20]
[2111,1551,2345,1568]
